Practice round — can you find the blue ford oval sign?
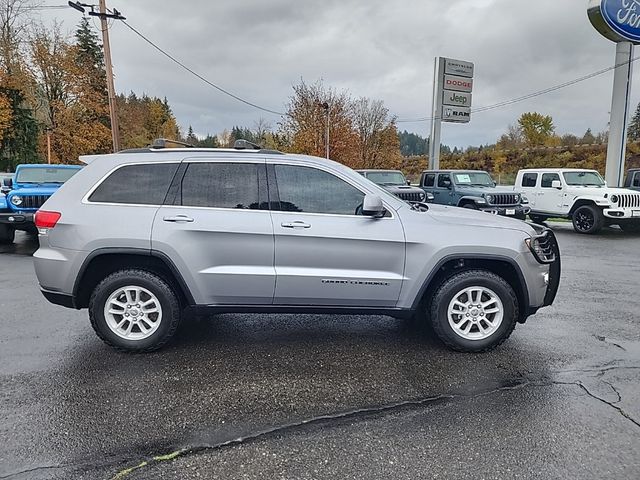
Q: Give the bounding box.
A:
[589,0,640,43]
[602,0,640,42]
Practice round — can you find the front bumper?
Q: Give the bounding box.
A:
[479,205,531,217]
[603,208,640,220]
[0,212,34,227]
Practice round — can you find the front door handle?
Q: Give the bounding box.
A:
[163,215,194,223]
[281,221,311,229]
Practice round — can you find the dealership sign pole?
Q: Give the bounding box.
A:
[588,0,639,187]
[429,57,474,169]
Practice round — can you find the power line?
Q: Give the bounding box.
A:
[120,20,285,116]
[396,55,640,123]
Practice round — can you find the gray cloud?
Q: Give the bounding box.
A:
[47,0,639,147]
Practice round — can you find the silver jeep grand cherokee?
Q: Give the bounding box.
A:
[33,143,560,353]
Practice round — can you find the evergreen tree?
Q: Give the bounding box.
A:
[75,17,104,69]
[629,102,640,142]
[0,87,40,171]
[581,128,596,144]
[186,125,198,144]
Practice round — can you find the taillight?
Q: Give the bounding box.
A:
[35,210,61,229]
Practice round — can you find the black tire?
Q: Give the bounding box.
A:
[89,269,182,353]
[619,222,640,233]
[572,204,604,234]
[462,203,478,210]
[429,269,518,353]
[529,214,547,224]
[0,224,15,244]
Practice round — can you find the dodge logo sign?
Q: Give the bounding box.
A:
[444,75,473,93]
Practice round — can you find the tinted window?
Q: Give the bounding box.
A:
[437,174,451,188]
[541,173,560,188]
[521,173,538,187]
[89,163,178,205]
[634,173,640,187]
[275,165,364,215]
[423,174,435,187]
[180,162,262,209]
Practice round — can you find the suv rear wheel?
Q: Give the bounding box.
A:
[430,270,518,352]
[572,205,604,234]
[89,269,182,352]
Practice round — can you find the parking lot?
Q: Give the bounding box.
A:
[1,224,639,479]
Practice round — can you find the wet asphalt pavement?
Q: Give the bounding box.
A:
[1,225,639,479]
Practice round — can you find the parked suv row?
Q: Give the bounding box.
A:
[33,145,560,353]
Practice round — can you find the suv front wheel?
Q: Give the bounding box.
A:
[430,270,518,352]
[89,269,182,352]
[572,205,604,234]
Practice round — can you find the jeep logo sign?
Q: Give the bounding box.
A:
[443,75,473,93]
[589,0,640,43]
[443,90,472,107]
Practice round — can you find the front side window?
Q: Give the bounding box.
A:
[521,173,538,187]
[541,173,561,188]
[89,163,178,205]
[423,174,435,187]
[179,162,262,209]
[437,174,451,188]
[562,171,605,187]
[275,165,364,215]
[633,173,640,187]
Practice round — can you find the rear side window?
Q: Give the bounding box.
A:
[541,173,560,188]
[179,162,262,209]
[89,163,179,205]
[634,173,640,187]
[423,174,435,187]
[521,173,538,187]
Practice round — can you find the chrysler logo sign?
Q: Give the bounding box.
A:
[589,0,640,43]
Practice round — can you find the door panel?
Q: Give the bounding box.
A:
[536,173,564,213]
[272,213,405,306]
[151,160,275,305]
[270,164,405,307]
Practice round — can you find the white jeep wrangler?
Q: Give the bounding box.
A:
[515,168,640,234]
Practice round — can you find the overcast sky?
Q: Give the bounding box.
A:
[41,0,639,148]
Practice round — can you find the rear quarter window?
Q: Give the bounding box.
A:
[88,163,179,205]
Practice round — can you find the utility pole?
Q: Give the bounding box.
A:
[46,128,52,164]
[322,102,330,159]
[68,2,125,153]
[98,0,120,152]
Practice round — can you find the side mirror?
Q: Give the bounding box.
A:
[444,181,452,190]
[6,178,12,188]
[551,180,562,189]
[406,180,411,186]
[362,194,385,218]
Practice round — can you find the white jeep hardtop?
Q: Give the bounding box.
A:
[515,168,640,234]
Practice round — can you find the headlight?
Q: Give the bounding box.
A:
[525,234,555,264]
[610,195,619,204]
[10,195,22,206]
[521,194,529,204]
[419,192,425,201]
[486,195,493,203]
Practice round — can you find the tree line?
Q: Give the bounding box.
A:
[0,0,179,170]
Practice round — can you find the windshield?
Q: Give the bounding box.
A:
[365,171,407,186]
[562,171,605,187]
[16,166,80,184]
[453,172,494,186]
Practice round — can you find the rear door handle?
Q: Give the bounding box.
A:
[281,221,311,229]
[163,215,194,223]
